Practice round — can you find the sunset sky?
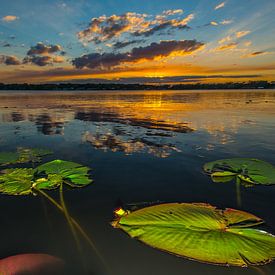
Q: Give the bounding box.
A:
[0,0,275,84]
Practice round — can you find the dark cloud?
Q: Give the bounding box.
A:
[0,55,21,65]
[250,51,266,56]
[133,22,172,37]
[27,42,62,56]
[72,40,204,69]
[112,39,145,49]
[3,43,12,47]
[72,52,126,69]
[242,51,271,58]
[132,20,191,37]
[23,42,64,66]
[23,55,64,66]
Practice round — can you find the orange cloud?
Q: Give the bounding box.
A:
[242,51,272,58]
[214,43,238,51]
[210,21,219,26]
[78,11,194,43]
[218,36,231,44]
[236,31,251,38]
[1,15,19,22]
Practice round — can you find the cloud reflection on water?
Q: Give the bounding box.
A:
[0,90,275,156]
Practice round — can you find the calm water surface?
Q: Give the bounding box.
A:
[0,90,275,275]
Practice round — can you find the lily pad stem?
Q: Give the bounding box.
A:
[35,188,112,274]
[59,182,82,253]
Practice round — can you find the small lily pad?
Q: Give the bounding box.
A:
[0,152,19,165]
[0,159,92,195]
[17,147,53,163]
[0,148,52,165]
[112,203,275,267]
[204,158,275,185]
[37,160,93,188]
[0,168,35,195]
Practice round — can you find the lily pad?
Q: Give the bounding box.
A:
[0,168,35,195]
[37,160,93,187]
[16,147,52,163]
[0,148,52,165]
[112,203,275,267]
[0,152,19,165]
[33,174,63,190]
[204,158,275,185]
[0,160,92,195]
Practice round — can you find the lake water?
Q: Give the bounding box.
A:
[0,89,275,275]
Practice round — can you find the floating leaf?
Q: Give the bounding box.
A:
[113,203,275,267]
[37,160,93,187]
[0,152,20,165]
[16,147,52,163]
[0,168,35,195]
[0,148,52,165]
[33,174,63,190]
[204,158,275,185]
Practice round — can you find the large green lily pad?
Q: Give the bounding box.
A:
[203,158,275,185]
[37,160,93,187]
[112,203,275,267]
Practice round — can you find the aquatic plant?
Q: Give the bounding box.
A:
[112,203,275,267]
[203,158,275,186]
[0,147,52,165]
[37,160,93,187]
[0,160,92,195]
[0,153,105,272]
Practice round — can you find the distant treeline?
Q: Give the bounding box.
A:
[0,81,274,91]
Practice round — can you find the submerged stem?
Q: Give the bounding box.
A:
[236,177,242,207]
[59,183,82,253]
[36,188,112,274]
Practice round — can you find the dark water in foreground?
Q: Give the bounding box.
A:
[0,90,275,275]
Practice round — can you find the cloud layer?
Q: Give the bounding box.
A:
[77,10,194,44]
[72,40,204,69]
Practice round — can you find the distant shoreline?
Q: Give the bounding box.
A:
[0,81,274,91]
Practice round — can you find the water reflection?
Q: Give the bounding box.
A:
[75,111,193,133]
[0,90,275,154]
[1,90,275,275]
[32,114,65,135]
[82,131,181,158]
